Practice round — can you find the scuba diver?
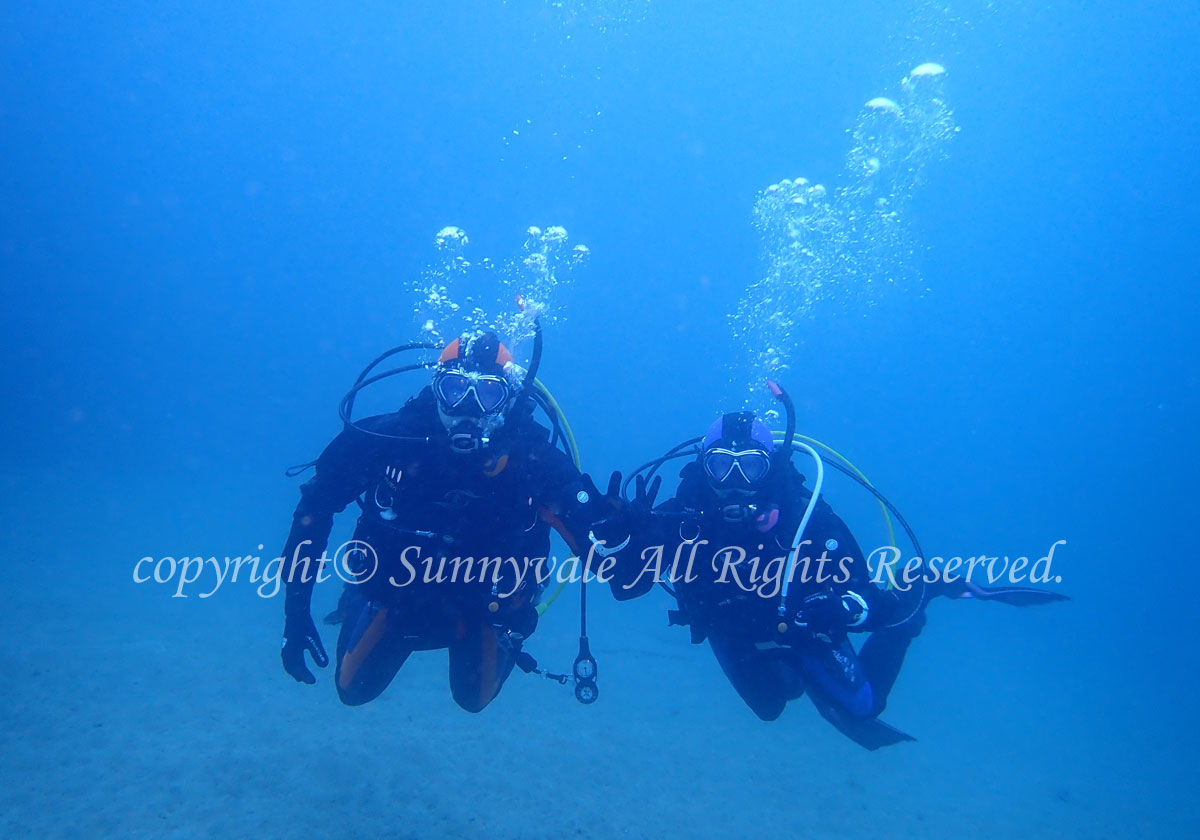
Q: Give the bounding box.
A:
[585,382,1068,749]
[278,328,600,711]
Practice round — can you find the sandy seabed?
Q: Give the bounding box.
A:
[1,475,1192,840]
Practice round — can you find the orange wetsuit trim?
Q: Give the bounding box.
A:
[338,606,389,689]
[537,505,582,555]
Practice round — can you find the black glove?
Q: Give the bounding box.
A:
[793,590,868,636]
[282,610,330,684]
[629,473,662,517]
[581,470,624,522]
[579,471,630,558]
[581,471,660,529]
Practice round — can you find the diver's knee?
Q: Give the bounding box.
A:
[451,686,495,714]
[335,661,381,707]
[336,682,374,707]
[745,695,787,722]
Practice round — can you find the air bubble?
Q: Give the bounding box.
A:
[734,65,955,416]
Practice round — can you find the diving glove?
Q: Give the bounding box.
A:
[282,610,329,684]
[581,471,625,520]
[581,471,660,550]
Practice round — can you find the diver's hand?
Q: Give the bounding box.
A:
[581,471,624,519]
[793,590,868,635]
[581,471,635,556]
[581,471,631,532]
[580,471,660,521]
[282,610,329,684]
[629,473,661,516]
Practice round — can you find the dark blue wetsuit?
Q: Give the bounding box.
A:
[607,461,925,746]
[280,387,593,711]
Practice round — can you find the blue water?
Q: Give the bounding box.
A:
[2,1,1197,837]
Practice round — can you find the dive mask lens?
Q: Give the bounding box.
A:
[435,372,471,408]
[473,376,510,413]
[738,451,771,483]
[703,450,736,483]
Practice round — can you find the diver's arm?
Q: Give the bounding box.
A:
[797,500,909,632]
[278,423,381,682]
[562,469,667,601]
[776,473,879,633]
[525,449,658,604]
[524,436,595,559]
[280,401,431,614]
[281,427,384,610]
[280,476,349,620]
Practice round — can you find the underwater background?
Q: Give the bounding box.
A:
[2,1,1197,837]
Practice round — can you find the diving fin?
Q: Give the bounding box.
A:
[808,693,916,751]
[947,580,1071,607]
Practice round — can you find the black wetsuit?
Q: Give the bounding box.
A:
[280,387,592,711]
[608,461,925,743]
